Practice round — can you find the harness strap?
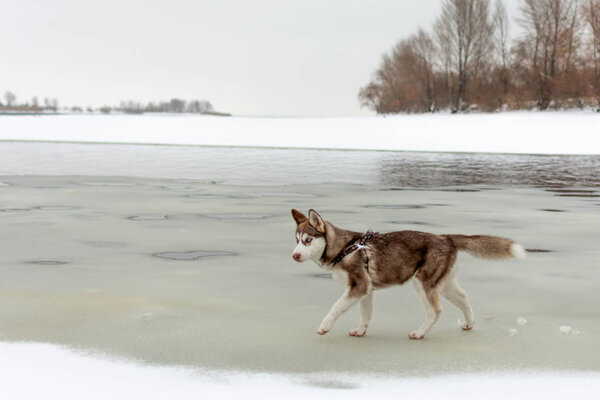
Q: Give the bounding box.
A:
[332,230,374,266]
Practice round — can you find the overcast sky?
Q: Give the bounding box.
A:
[1,0,521,117]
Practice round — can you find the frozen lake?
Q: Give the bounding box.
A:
[1,174,599,375]
[1,114,599,397]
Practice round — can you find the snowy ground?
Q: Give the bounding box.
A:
[2,342,599,400]
[0,112,599,154]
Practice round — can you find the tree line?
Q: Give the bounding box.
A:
[1,91,59,111]
[359,0,600,113]
[117,98,215,114]
[1,90,227,115]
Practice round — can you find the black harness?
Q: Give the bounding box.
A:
[331,230,374,271]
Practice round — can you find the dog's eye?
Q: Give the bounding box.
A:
[306,237,313,243]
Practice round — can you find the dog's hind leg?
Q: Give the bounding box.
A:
[409,278,442,340]
[441,270,474,331]
[349,292,373,337]
[317,290,362,335]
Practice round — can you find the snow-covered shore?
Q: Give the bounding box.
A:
[2,342,598,400]
[0,112,599,155]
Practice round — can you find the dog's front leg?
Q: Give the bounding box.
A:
[317,290,361,335]
[349,292,373,337]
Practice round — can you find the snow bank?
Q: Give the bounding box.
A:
[1,342,599,400]
[0,112,598,155]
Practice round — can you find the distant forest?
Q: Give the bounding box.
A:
[359,0,600,113]
[0,91,229,116]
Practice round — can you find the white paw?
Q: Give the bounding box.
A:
[408,331,425,340]
[348,327,367,337]
[462,321,474,331]
[317,320,333,335]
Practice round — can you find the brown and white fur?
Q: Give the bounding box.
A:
[291,209,526,339]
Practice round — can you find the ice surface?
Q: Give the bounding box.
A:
[153,250,237,260]
[128,214,169,221]
[0,176,598,375]
[1,112,599,154]
[517,317,528,326]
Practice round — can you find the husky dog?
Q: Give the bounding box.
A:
[291,209,526,339]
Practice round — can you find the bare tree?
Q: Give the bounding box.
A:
[169,98,186,113]
[583,0,600,106]
[434,0,495,111]
[493,0,511,98]
[359,35,445,113]
[517,0,580,108]
[186,100,214,113]
[4,91,17,107]
[359,0,598,113]
[406,29,438,111]
[359,51,408,113]
[120,100,144,113]
[564,1,581,74]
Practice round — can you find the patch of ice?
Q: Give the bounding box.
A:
[509,328,518,336]
[160,185,196,191]
[559,325,572,334]
[559,325,581,335]
[128,214,169,221]
[517,317,528,326]
[36,206,78,211]
[80,182,135,187]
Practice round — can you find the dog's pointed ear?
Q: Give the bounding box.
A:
[291,209,308,225]
[308,209,325,233]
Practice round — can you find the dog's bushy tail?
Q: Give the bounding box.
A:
[445,234,526,260]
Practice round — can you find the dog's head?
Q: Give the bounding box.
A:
[291,209,327,263]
